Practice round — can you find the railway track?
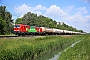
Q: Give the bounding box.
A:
[0,35,73,39]
[0,35,46,39]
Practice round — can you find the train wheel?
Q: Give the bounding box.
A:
[18,34,20,36]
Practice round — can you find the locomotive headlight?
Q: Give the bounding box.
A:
[14,30,20,31]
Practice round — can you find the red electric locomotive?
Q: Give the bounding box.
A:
[14,24,30,36]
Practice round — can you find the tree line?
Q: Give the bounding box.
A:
[0,6,83,34]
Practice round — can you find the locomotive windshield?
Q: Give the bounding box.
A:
[14,25,20,28]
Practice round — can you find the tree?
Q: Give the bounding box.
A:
[0,6,12,34]
[15,18,22,24]
[4,12,12,34]
[78,30,83,33]
[0,6,6,20]
[0,17,6,34]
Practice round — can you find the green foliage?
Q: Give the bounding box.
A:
[0,35,80,60]
[78,30,84,33]
[58,35,90,60]
[15,18,22,24]
[0,6,13,34]
[0,17,6,34]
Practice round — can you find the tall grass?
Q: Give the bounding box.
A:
[0,35,81,60]
[58,34,90,60]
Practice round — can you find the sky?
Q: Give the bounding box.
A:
[0,0,90,33]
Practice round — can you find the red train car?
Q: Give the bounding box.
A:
[14,24,30,35]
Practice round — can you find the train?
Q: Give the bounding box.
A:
[13,24,82,36]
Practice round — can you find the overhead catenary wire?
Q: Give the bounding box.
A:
[0,1,20,17]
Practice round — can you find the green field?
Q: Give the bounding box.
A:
[0,35,85,60]
[58,34,90,60]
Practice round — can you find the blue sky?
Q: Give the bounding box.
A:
[0,0,90,33]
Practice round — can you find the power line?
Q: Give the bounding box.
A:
[0,1,20,17]
[0,1,13,8]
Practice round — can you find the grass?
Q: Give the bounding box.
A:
[0,35,83,60]
[58,34,90,60]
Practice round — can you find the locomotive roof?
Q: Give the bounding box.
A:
[15,24,29,26]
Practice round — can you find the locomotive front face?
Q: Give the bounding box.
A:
[13,24,21,35]
[14,25,20,32]
[14,24,27,33]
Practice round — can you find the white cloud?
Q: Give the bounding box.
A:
[14,3,33,14]
[33,4,46,11]
[59,6,90,32]
[64,5,74,12]
[35,11,42,16]
[76,7,88,14]
[86,15,90,19]
[61,7,88,22]
[14,4,46,17]
[62,13,86,23]
[45,5,67,17]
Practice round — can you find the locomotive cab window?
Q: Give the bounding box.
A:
[14,25,20,28]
